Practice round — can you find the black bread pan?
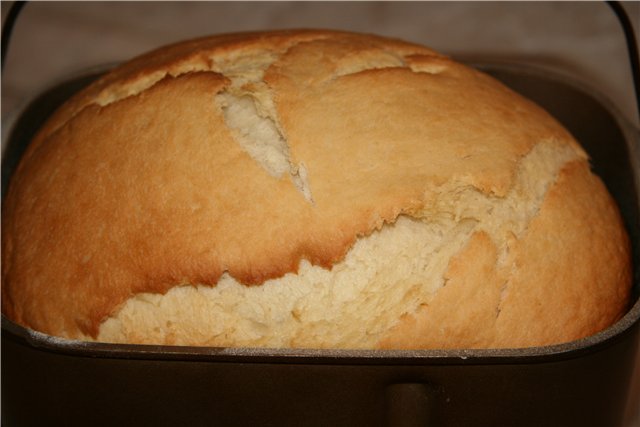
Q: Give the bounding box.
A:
[2,60,639,427]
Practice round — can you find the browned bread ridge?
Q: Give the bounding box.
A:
[1,29,631,349]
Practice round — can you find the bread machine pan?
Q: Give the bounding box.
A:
[2,62,639,427]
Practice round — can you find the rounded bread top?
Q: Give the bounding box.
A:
[1,30,628,344]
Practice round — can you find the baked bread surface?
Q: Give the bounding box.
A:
[1,29,631,349]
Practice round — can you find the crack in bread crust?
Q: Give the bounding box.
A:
[215,83,314,203]
[38,31,436,142]
[97,216,478,347]
[37,32,442,205]
[96,141,582,347]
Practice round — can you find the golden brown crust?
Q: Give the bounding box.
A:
[378,231,505,349]
[1,29,630,346]
[379,162,631,349]
[492,161,631,347]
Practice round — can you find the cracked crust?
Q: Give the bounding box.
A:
[1,30,631,348]
[380,161,631,349]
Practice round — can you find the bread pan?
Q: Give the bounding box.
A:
[2,60,639,427]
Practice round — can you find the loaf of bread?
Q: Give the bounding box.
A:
[1,30,631,349]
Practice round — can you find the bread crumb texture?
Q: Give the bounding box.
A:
[2,30,631,349]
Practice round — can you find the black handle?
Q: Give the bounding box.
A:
[607,1,640,122]
[1,1,25,71]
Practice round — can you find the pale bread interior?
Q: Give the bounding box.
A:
[97,141,579,348]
